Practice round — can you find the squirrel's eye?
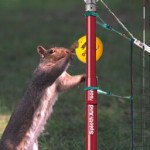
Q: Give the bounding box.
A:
[48,49,54,54]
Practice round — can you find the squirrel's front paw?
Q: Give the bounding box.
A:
[81,74,86,82]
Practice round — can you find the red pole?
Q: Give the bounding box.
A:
[85,1,98,150]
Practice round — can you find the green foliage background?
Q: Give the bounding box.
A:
[0,0,150,149]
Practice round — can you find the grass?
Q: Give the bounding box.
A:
[0,0,150,149]
[0,115,10,137]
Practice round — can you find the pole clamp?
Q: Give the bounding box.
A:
[84,0,99,3]
[84,0,98,11]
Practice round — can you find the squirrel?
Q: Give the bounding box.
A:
[0,45,85,150]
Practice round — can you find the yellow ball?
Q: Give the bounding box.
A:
[75,35,103,63]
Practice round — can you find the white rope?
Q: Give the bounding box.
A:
[100,0,150,53]
[100,0,135,39]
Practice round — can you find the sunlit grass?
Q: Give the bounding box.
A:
[0,114,10,137]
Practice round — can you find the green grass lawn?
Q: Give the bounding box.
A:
[0,0,150,149]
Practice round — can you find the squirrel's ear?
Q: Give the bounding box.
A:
[37,45,46,58]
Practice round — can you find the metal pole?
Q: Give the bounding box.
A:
[141,0,146,149]
[130,40,134,150]
[142,0,146,95]
[84,0,98,150]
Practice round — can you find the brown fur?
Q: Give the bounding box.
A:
[0,46,85,150]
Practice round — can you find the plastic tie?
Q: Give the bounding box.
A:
[84,12,98,17]
[84,86,99,91]
[102,23,113,30]
[97,21,132,41]
[97,89,133,100]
